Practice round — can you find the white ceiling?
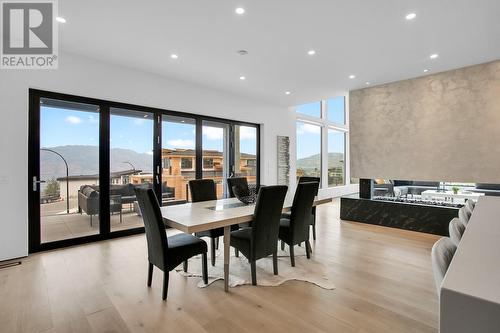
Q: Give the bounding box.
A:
[59,0,500,107]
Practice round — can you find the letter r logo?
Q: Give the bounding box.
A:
[2,2,53,54]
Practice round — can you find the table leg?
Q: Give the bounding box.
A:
[224,225,230,292]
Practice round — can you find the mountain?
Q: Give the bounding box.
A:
[297,153,344,169]
[40,145,153,179]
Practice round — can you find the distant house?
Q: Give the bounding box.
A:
[57,169,142,200]
[130,149,256,200]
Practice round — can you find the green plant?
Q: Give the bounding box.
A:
[452,186,460,194]
[44,178,60,196]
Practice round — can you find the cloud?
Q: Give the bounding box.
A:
[297,122,321,135]
[88,115,98,124]
[167,139,195,148]
[134,119,146,125]
[145,151,154,155]
[65,116,82,124]
[203,126,224,140]
[239,126,256,140]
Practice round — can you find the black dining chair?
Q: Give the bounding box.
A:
[189,179,238,266]
[283,176,320,240]
[230,185,288,285]
[278,181,319,266]
[227,177,250,198]
[134,188,208,301]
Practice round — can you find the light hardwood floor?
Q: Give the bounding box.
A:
[0,199,440,333]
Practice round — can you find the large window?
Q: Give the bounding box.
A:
[202,121,229,199]
[296,121,322,179]
[162,115,196,202]
[181,158,194,170]
[296,96,349,188]
[327,97,345,124]
[39,98,100,243]
[234,125,257,184]
[29,90,260,252]
[328,129,345,186]
[296,101,321,118]
[109,107,154,232]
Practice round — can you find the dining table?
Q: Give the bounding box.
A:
[160,193,332,292]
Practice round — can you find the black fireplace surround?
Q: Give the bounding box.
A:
[340,179,459,236]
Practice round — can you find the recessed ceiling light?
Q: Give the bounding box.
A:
[349,75,356,79]
[239,76,246,80]
[56,16,66,23]
[423,69,429,73]
[170,54,178,59]
[365,82,370,85]
[430,53,439,59]
[307,50,316,55]
[405,13,416,20]
[285,91,291,95]
[235,7,245,15]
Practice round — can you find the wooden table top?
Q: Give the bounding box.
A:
[160,195,331,234]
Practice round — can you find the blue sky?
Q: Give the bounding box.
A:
[41,106,257,155]
[296,97,346,159]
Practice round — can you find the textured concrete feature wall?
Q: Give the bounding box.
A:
[350,60,500,182]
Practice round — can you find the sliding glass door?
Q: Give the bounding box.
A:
[162,115,196,202]
[37,98,101,244]
[202,121,230,199]
[233,125,258,185]
[29,90,260,252]
[109,107,155,232]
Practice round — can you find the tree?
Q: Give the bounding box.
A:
[44,178,60,197]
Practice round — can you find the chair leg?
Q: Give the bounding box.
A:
[162,271,169,301]
[235,248,239,257]
[273,252,278,275]
[211,238,216,266]
[250,260,257,285]
[183,260,188,273]
[281,240,285,251]
[147,263,153,287]
[201,252,208,285]
[312,223,317,240]
[289,245,295,267]
[305,240,311,259]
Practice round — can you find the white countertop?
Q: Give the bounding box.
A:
[440,196,500,332]
[442,196,500,303]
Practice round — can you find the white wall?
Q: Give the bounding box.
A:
[0,52,296,261]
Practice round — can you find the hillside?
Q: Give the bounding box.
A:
[40,145,153,179]
[297,152,344,169]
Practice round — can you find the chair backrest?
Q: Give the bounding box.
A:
[290,182,320,243]
[134,188,168,271]
[458,206,471,227]
[449,217,465,246]
[431,237,457,295]
[251,185,288,260]
[189,179,217,203]
[298,177,320,195]
[227,177,249,198]
[465,199,476,212]
[465,199,475,215]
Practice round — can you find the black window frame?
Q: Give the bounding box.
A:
[28,89,260,253]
